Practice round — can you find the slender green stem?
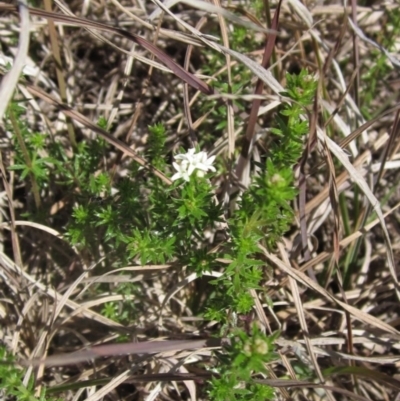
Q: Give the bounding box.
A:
[9,107,41,209]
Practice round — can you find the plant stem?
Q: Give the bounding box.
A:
[9,107,41,209]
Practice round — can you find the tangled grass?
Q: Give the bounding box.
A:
[0,0,400,400]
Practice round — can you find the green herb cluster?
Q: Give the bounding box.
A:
[0,347,60,401]
[203,69,317,399]
[5,64,316,399]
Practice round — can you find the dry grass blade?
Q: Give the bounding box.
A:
[23,339,222,367]
[84,370,131,401]
[43,0,76,147]
[149,0,276,35]
[298,201,400,274]
[182,16,208,147]
[0,251,128,330]
[235,0,282,185]
[325,366,400,391]
[260,244,400,339]
[286,0,313,28]
[338,104,400,150]
[320,134,341,263]
[254,379,371,401]
[349,0,360,107]
[375,109,400,186]
[212,0,235,158]
[0,0,29,120]
[218,45,284,94]
[0,155,23,267]
[348,17,400,69]
[277,244,330,397]
[318,129,399,298]
[0,3,214,95]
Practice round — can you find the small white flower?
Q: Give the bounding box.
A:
[171,148,216,182]
[196,152,216,173]
[171,160,191,182]
[174,148,197,161]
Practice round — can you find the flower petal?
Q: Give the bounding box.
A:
[174,154,187,161]
[171,172,182,181]
[206,155,216,164]
[187,162,196,176]
[172,148,216,181]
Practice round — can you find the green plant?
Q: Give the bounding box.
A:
[0,347,59,401]
[6,100,58,210]
[5,68,316,398]
[208,326,278,401]
[361,8,400,118]
[203,69,317,398]
[207,69,317,317]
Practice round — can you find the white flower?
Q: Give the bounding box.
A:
[174,148,197,161]
[171,148,216,182]
[171,159,191,182]
[196,152,216,173]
